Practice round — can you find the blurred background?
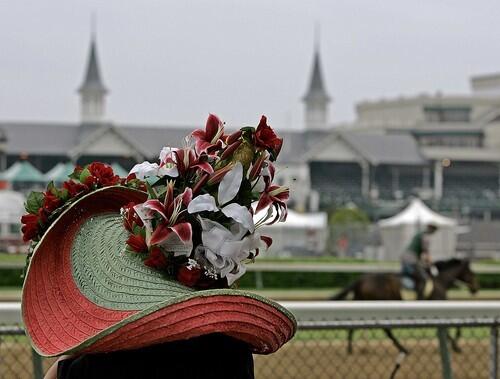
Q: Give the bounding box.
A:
[2,1,500,378]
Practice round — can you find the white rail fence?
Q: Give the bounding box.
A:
[1,301,499,379]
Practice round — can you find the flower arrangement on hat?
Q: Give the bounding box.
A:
[21,162,145,244]
[124,114,288,288]
[21,114,289,289]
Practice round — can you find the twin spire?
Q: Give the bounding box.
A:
[78,30,107,124]
[77,25,330,129]
[303,49,330,104]
[303,30,331,130]
[78,38,107,95]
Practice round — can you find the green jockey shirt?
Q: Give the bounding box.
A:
[407,232,425,258]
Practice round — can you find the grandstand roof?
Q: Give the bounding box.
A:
[342,132,425,165]
[308,131,426,165]
[0,121,304,165]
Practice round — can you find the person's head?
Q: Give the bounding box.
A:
[426,224,438,234]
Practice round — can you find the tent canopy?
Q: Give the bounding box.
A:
[0,161,44,183]
[44,162,74,183]
[111,163,129,177]
[378,198,456,227]
[255,209,327,229]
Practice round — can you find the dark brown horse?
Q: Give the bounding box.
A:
[331,258,479,354]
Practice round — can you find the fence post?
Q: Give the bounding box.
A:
[31,348,43,379]
[437,327,453,379]
[491,323,499,379]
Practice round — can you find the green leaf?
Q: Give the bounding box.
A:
[79,167,91,183]
[68,170,80,180]
[59,188,69,201]
[240,126,255,132]
[154,185,167,198]
[47,181,58,196]
[145,181,158,199]
[145,176,161,186]
[133,224,145,236]
[25,192,44,214]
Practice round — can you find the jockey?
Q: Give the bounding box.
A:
[401,224,438,299]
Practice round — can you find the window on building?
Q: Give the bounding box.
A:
[424,106,471,122]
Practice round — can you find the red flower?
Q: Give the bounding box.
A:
[42,192,62,213]
[37,208,48,224]
[63,180,88,198]
[87,162,120,186]
[122,202,144,232]
[21,213,40,242]
[260,235,273,249]
[254,116,283,159]
[191,114,225,156]
[256,180,289,223]
[173,148,214,177]
[220,140,242,161]
[192,172,210,195]
[225,130,242,145]
[177,265,202,287]
[144,247,168,269]
[137,182,193,246]
[248,151,269,181]
[126,234,148,254]
[207,163,235,185]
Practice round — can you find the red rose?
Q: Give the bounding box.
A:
[126,234,148,254]
[63,180,88,198]
[144,247,168,270]
[37,208,48,224]
[177,265,202,287]
[254,116,283,159]
[87,162,120,186]
[21,213,40,242]
[43,192,62,213]
[83,175,97,187]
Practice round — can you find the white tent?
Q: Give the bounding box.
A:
[0,191,25,252]
[0,191,25,224]
[378,198,457,260]
[258,210,328,256]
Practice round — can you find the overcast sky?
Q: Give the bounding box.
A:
[2,0,500,130]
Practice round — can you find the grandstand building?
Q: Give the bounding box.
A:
[308,74,500,219]
[2,34,500,221]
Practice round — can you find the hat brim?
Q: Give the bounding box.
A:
[22,186,296,357]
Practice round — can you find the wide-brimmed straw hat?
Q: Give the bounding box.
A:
[22,186,296,357]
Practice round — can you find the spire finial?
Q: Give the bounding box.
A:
[91,11,97,40]
[314,22,320,53]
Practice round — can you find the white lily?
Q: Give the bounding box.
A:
[197,217,262,285]
[187,162,254,232]
[129,161,178,179]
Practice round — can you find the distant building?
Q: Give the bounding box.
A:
[3,33,500,220]
[318,81,500,218]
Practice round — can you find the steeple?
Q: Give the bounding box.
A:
[78,31,108,124]
[303,50,330,103]
[303,32,331,130]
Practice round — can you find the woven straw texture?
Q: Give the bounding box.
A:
[22,187,296,357]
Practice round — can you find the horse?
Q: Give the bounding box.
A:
[331,258,479,355]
